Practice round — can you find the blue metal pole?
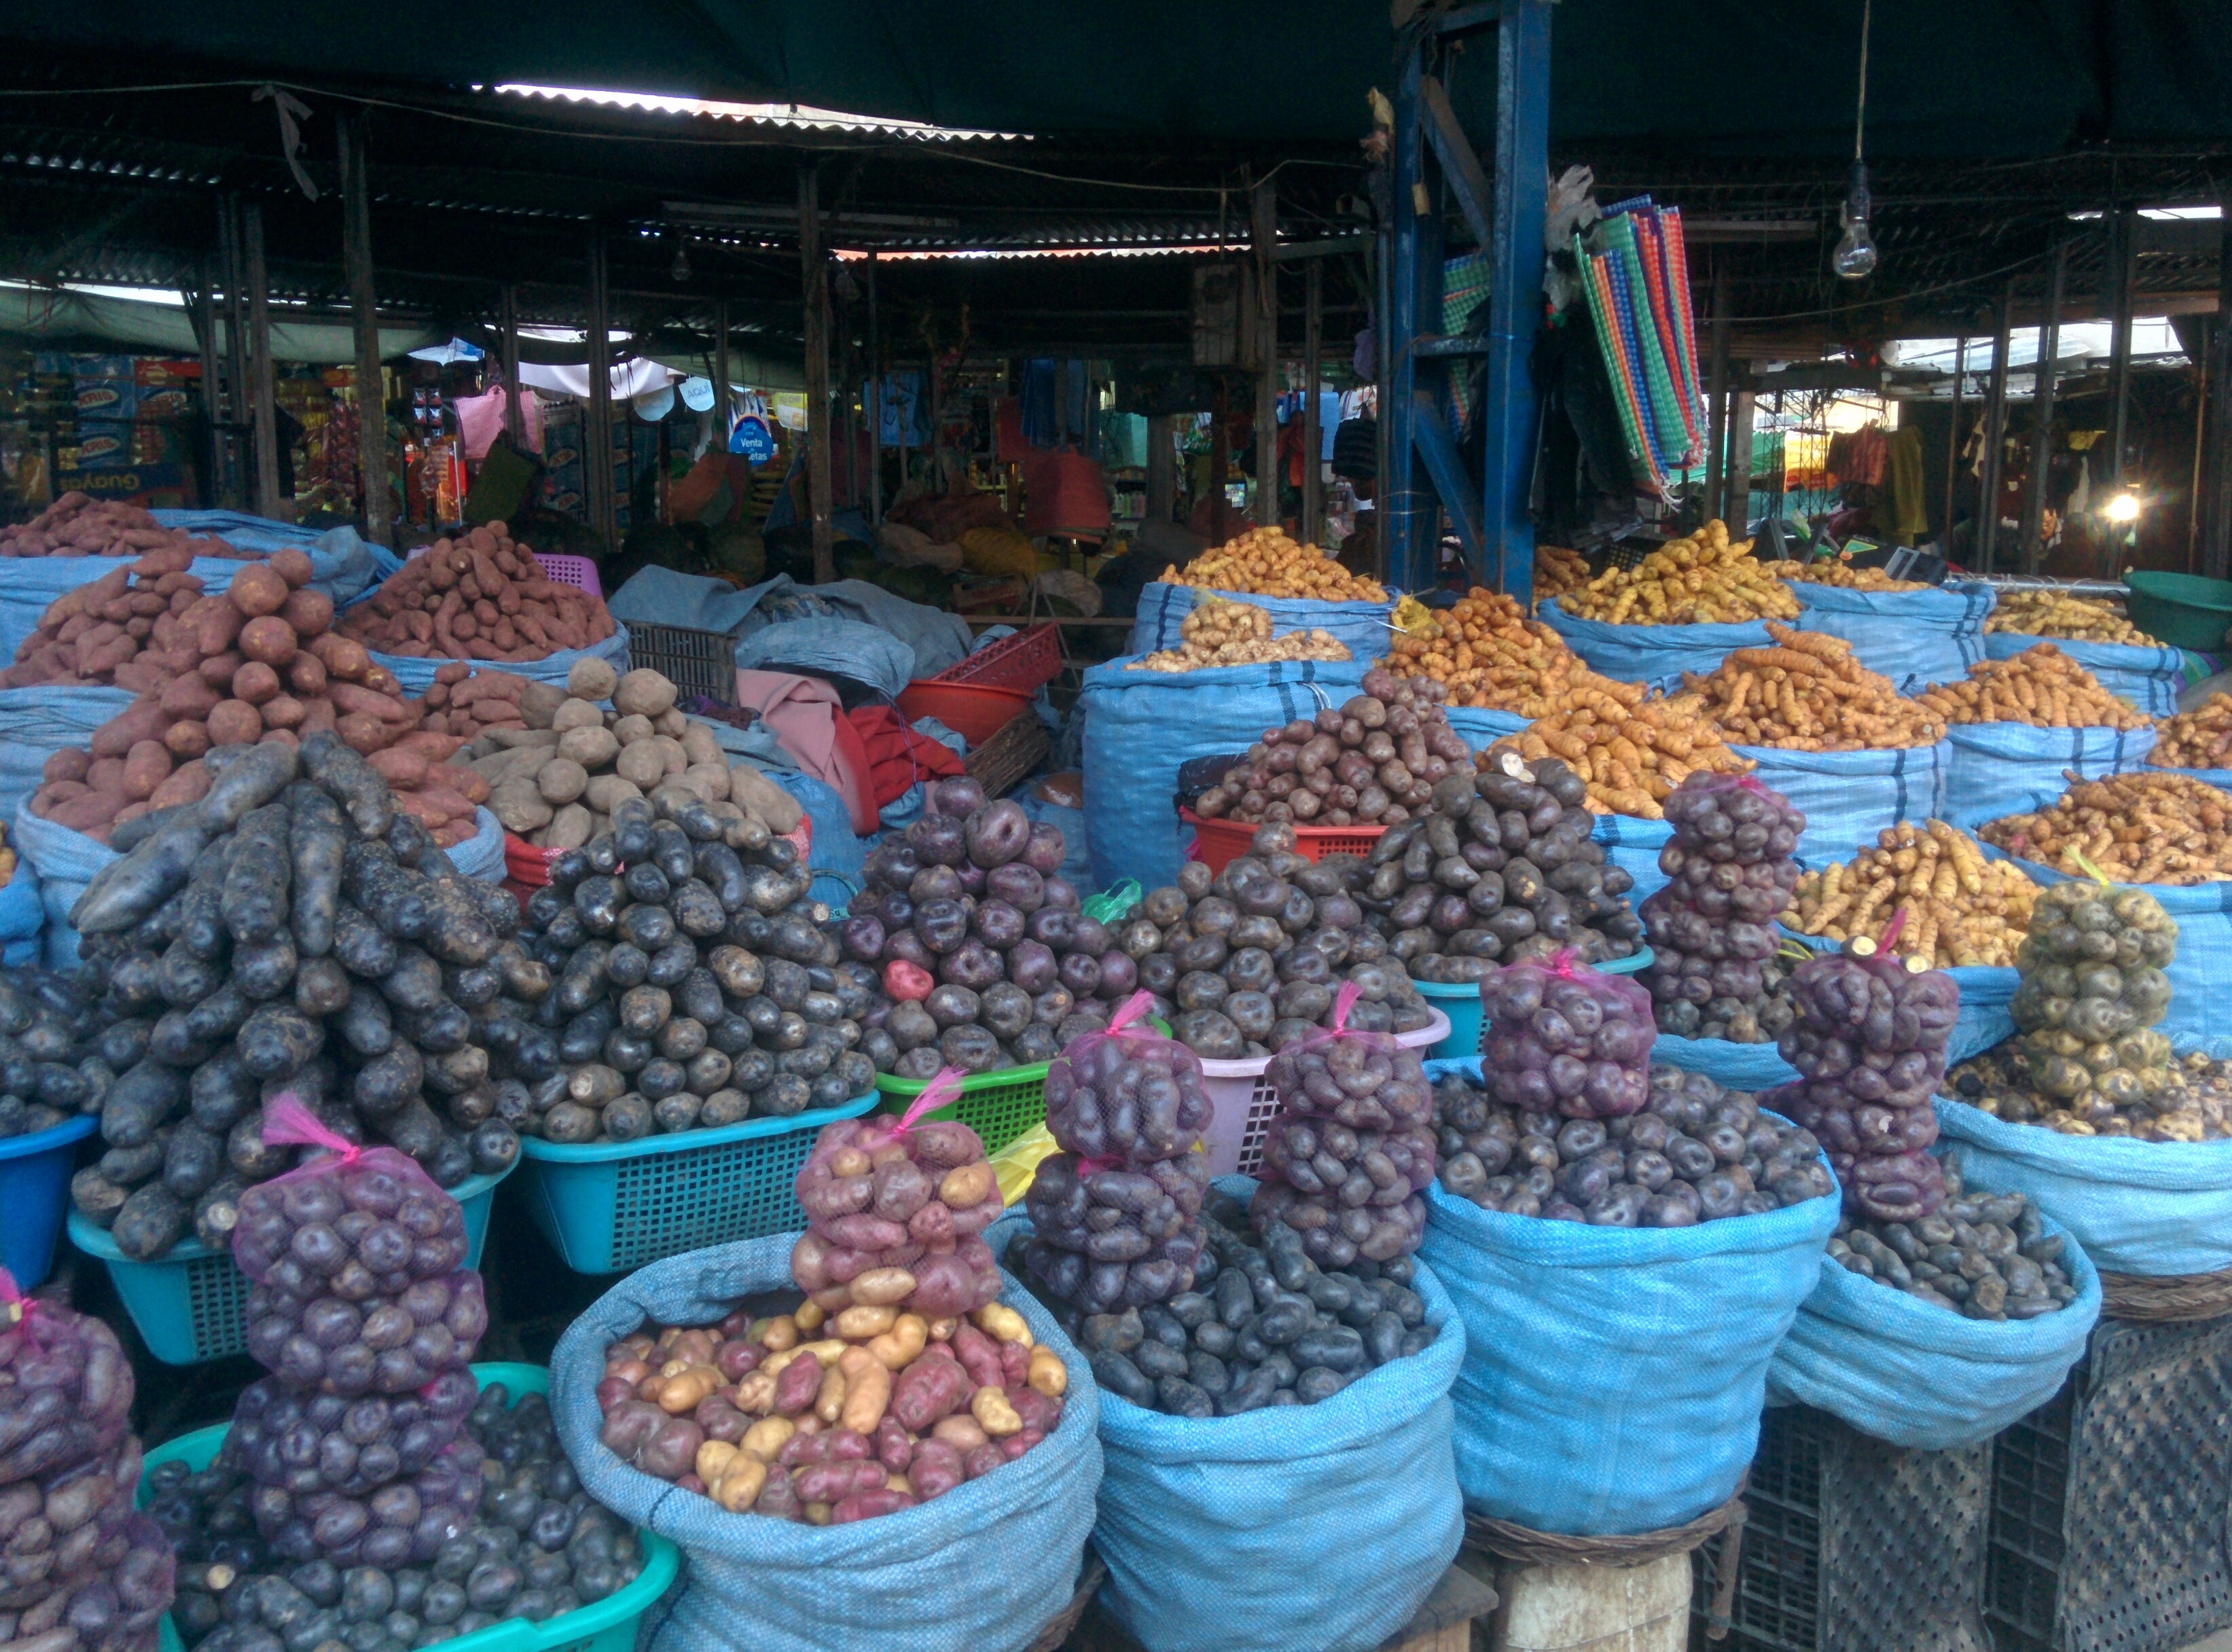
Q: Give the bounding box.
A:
[1483,0,1552,607]
[1385,44,1435,592]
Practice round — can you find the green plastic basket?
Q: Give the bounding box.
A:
[143,1363,680,1652]
[515,1093,875,1275]
[2123,570,2232,653]
[69,1163,512,1367]
[1411,946,1655,1060]
[875,1017,1171,1157]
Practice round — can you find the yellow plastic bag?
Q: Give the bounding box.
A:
[990,1121,1062,1206]
[960,524,1039,580]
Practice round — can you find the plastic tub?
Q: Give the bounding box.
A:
[1411,947,1655,1060]
[895,679,1034,746]
[514,1093,875,1274]
[143,1362,679,1652]
[1180,808,1386,876]
[2123,570,2232,652]
[935,624,1063,695]
[0,1114,94,1289]
[1199,1007,1451,1177]
[69,1163,511,1365]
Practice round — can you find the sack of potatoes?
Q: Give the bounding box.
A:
[454,658,806,851]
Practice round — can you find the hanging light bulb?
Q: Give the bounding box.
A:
[1835,161,1877,280]
[670,236,692,283]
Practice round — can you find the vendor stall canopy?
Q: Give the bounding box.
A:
[9,0,2232,151]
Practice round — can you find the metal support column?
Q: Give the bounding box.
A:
[2021,241,2068,571]
[217,195,249,511]
[1705,264,1729,524]
[500,287,524,446]
[1384,46,1437,586]
[192,256,222,508]
[1978,287,2015,573]
[1724,381,1755,534]
[338,111,391,547]
[2205,197,2232,578]
[584,231,616,552]
[1303,259,1323,543]
[799,164,835,583]
[240,200,283,520]
[1253,178,1280,530]
[1480,0,1551,600]
[863,255,880,527]
[2108,210,2136,485]
[1945,336,1967,543]
[1147,414,1176,524]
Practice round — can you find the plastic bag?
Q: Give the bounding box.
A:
[1043,991,1213,1162]
[221,1367,481,1498]
[1253,982,1436,1265]
[791,1070,1005,1317]
[0,1435,145,1609]
[0,1269,134,1485]
[3,1511,174,1652]
[1479,950,1654,1119]
[1759,935,1960,1222]
[249,1435,484,1568]
[1639,773,1805,1043]
[243,1270,488,1399]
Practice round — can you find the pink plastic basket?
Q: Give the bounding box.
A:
[402,543,603,601]
[1198,1005,1451,1175]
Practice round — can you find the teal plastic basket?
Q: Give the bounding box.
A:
[515,1093,875,1275]
[143,1362,680,1652]
[1412,946,1655,1060]
[0,1114,94,1289]
[69,1163,511,1366]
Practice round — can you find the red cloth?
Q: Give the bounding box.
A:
[846,705,965,808]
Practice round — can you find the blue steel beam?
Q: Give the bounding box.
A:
[1384,47,1439,592]
[1483,0,1551,607]
[1410,388,1483,562]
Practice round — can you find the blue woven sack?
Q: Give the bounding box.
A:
[1129,582,1394,662]
[0,868,41,966]
[1646,1031,1799,1092]
[1978,844,2232,1047]
[1767,1197,2100,1449]
[550,1235,1103,1652]
[1935,1096,2232,1276]
[993,1184,1463,1652]
[1080,656,1370,891]
[1418,1060,1837,1534]
[1733,740,1950,863]
[151,511,402,593]
[1443,706,1528,753]
[1591,812,1674,906]
[1941,723,2156,830]
[1536,599,1767,696]
[11,800,113,968]
[449,808,505,882]
[0,687,133,824]
[1790,581,1993,693]
[1985,632,2189,715]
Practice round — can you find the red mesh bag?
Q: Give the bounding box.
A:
[791,1069,1004,1316]
[1479,948,1655,1118]
[248,1434,484,1569]
[1043,990,1213,1162]
[0,1270,134,1486]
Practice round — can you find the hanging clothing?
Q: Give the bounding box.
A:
[1882,427,1930,545]
[846,705,966,808]
[730,669,881,835]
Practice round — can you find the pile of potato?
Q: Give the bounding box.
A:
[24,555,429,844]
[1986,590,2159,645]
[2150,693,2232,770]
[0,492,251,559]
[419,663,558,740]
[1775,560,1927,592]
[1979,770,2232,884]
[1385,590,1600,714]
[463,660,802,852]
[1674,623,1945,751]
[1914,644,2150,730]
[1948,1047,2232,1141]
[1535,545,1593,598]
[1786,821,2039,968]
[337,524,617,662]
[1558,522,1801,625]
[1483,681,1752,818]
[1126,598,1350,672]
[1191,667,1470,827]
[1158,527,1388,603]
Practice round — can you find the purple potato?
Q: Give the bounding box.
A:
[1068,916,1112,958]
[1058,950,1104,998]
[840,915,886,963]
[1027,908,1078,951]
[938,939,1007,990]
[907,813,969,868]
[1022,822,1068,876]
[909,864,963,903]
[1097,950,1138,999]
[931,776,987,817]
[882,928,935,971]
[986,862,1047,914]
[1041,876,1080,911]
[1008,939,1058,993]
[965,800,1032,869]
[971,900,1026,950]
[924,984,983,1029]
[916,899,971,955]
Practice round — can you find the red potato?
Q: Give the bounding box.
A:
[48,790,123,834]
[310,634,371,682]
[259,694,306,731]
[121,741,171,801]
[268,548,314,588]
[159,674,221,719]
[206,700,262,746]
[280,588,333,638]
[227,564,288,617]
[336,713,393,754]
[162,721,211,759]
[230,662,281,705]
[285,652,328,697]
[148,760,210,810]
[84,757,125,793]
[198,651,245,690]
[238,616,298,667]
[90,696,168,758]
[367,749,428,787]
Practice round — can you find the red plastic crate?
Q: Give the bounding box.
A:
[895,680,1034,746]
[1180,806,1386,876]
[935,625,1062,695]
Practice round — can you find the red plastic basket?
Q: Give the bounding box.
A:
[1180,806,1386,876]
[895,681,1034,747]
[935,625,1062,695]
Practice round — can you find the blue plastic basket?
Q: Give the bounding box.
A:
[514,1093,875,1275]
[69,1163,511,1366]
[0,1113,94,1289]
[144,1362,680,1652]
[1413,945,1656,1060]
